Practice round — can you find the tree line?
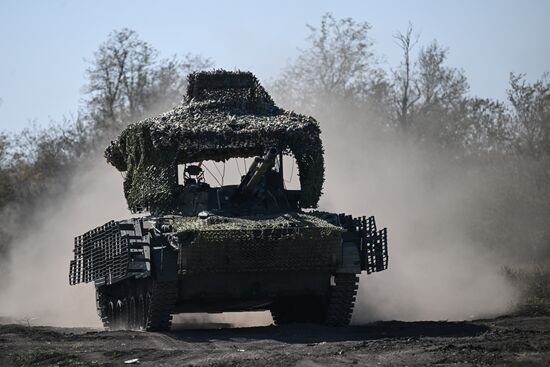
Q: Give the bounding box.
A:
[273,15,550,158]
[0,15,549,267]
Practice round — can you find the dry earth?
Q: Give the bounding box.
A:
[0,315,548,366]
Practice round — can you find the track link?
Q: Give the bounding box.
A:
[96,289,113,330]
[145,281,178,331]
[325,273,359,326]
[270,273,359,326]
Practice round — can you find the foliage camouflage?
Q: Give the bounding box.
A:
[105,70,325,213]
[171,212,341,234]
[172,212,343,273]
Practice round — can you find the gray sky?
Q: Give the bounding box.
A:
[1,0,549,132]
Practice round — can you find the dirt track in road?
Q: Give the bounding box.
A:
[0,315,548,366]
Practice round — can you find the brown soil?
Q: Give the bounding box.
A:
[0,315,548,366]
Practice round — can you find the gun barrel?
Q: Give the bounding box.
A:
[244,148,277,192]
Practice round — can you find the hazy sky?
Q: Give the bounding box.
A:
[1,0,549,132]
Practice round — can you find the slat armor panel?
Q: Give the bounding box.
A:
[355,216,389,274]
[69,220,147,285]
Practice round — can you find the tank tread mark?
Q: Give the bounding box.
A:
[326,273,359,326]
[144,281,178,331]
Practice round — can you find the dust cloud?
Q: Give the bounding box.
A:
[0,114,519,327]
[0,159,131,327]
[0,156,273,328]
[319,120,518,322]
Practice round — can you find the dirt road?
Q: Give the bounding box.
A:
[0,315,548,366]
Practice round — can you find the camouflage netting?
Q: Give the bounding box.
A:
[105,70,325,213]
[172,213,342,273]
[172,213,341,235]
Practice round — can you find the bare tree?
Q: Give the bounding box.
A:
[84,28,212,136]
[412,41,469,147]
[0,132,10,167]
[508,72,550,157]
[463,97,513,155]
[0,29,213,258]
[392,23,420,131]
[272,13,385,115]
[0,133,13,214]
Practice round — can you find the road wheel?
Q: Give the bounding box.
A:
[128,297,137,330]
[106,301,115,330]
[121,298,130,329]
[114,300,124,330]
[95,279,177,332]
[136,293,146,330]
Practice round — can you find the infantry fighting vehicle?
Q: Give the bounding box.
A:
[69,70,388,331]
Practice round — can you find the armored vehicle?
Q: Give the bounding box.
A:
[69,70,388,331]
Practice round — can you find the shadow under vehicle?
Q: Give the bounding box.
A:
[69,70,388,331]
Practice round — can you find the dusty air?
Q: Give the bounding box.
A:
[0,3,548,366]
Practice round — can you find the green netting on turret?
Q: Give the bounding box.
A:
[105,70,325,213]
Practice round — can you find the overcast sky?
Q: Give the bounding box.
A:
[1,0,549,132]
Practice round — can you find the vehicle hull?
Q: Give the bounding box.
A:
[70,212,387,330]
